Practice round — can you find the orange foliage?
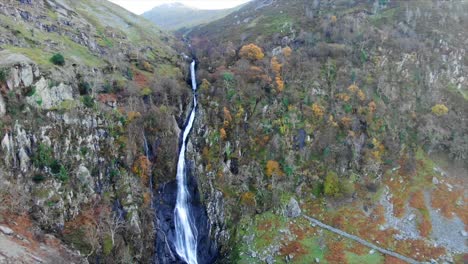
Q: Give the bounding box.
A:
[275,76,285,92]
[368,101,377,113]
[220,128,227,141]
[127,111,141,122]
[325,240,347,264]
[132,155,151,185]
[409,191,432,237]
[282,46,292,57]
[270,57,282,74]
[431,184,466,223]
[265,160,283,177]
[409,191,425,210]
[239,43,265,61]
[134,71,148,88]
[395,239,445,261]
[336,93,350,102]
[384,256,407,264]
[143,192,151,207]
[312,103,325,119]
[340,116,352,127]
[373,205,386,225]
[223,107,232,127]
[279,241,307,258]
[391,196,406,218]
[271,57,284,92]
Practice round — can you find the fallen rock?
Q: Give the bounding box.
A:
[285,197,301,218]
[460,230,468,237]
[0,225,14,235]
[432,177,439,185]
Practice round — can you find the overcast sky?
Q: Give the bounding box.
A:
[109,0,251,14]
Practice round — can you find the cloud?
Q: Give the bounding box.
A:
[109,0,251,14]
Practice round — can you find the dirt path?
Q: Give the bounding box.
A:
[303,215,419,264]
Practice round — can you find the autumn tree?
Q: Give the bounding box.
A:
[265,160,284,177]
[239,43,265,61]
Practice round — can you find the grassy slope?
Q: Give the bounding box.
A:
[142,3,243,31]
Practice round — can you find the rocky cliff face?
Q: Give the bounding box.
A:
[0,0,191,263]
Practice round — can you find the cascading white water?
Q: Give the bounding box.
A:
[173,60,199,264]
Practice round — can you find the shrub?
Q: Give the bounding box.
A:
[0,68,9,83]
[50,160,61,174]
[324,171,340,197]
[312,103,325,119]
[57,165,69,182]
[265,160,283,177]
[431,104,448,116]
[79,81,92,95]
[32,174,46,183]
[50,53,65,66]
[239,43,265,61]
[32,144,53,168]
[82,95,95,108]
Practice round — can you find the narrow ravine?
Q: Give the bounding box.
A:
[173,60,199,264]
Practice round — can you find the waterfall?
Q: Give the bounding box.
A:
[173,60,199,264]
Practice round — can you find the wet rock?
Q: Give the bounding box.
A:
[285,197,301,218]
[0,95,5,117]
[460,230,467,237]
[0,225,14,235]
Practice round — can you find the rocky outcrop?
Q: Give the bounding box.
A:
[26,77,74,109]
[0,51,40,90]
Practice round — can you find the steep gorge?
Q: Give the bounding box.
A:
[0,0,467,264]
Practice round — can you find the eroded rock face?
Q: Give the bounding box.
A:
[26,77,74,109]
[0,51,40,90]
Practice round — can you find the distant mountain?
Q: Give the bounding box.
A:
[142,2,241,30]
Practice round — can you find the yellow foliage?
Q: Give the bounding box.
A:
[236,106,245,120]
[328,115,338,127]
[275,76,285,92]
[331,15,338,24]
[220,128,227,141]
[312,103,325,119]
[336,93,350,102]
[357,90,366,101]
[240,192,256,207]
[340,116,352,127]
[368,101,377,113]
[265,160,283,177]
[141,61,154,73]
[282,46,292,57]
[431,104,449,116]
[127,111,141,122]
[223,107,232,127]
[371,138,385,161]
[239,43,265,61]
[348,84,359,93]
[200,79,210,90]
